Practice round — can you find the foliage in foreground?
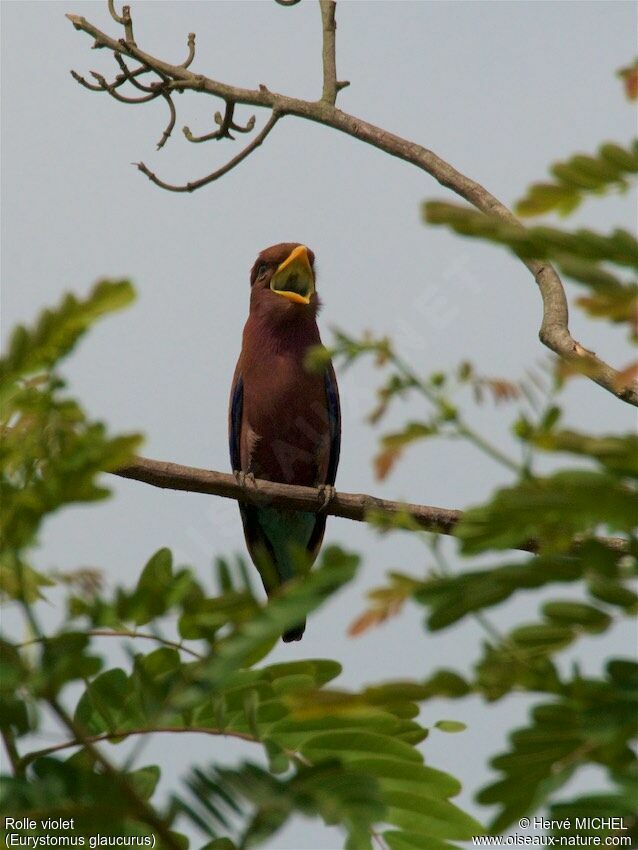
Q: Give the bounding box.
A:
[0,283,480,850]
[324,81,637,844]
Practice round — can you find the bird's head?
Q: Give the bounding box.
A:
[249,243,318,319]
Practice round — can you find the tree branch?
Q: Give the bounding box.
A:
[20,629,204,660]
[21,725,259,768]
[65,6,637,406]
[1,728,23,776]
[112,455,628,555]
[319,1,348,104]
[136,112,280,192]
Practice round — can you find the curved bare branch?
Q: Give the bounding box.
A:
[156,92,176,149]
[136,112,280,192]
[113,52,156,92]
[107,0,125,25]
[65,8,638,406]
[89,70,159,103]
[181,32,196,69]
[183,102,256,143]
[107,0,135,45]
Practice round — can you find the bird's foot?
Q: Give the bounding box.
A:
[234,470,257,489]
[317,484,336,512]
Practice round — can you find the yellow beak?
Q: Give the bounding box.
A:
[270,245,315,305]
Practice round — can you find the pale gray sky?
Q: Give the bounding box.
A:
[2,1,637,848]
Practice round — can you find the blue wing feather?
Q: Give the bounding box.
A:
[229,375,243,472]
[324,365,341,487]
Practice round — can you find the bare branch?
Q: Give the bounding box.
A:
[107,0,136,45]
[22,726,260,768]
[107,0,125,25]
[136,112,280,192]
[113,52,156,92]
[65,8,638,406]
[181,32,196,69]
[156,92,176,149]
[112,455,628,556]
[183,101,254,143]
[89,70,159,103]
[319,1,348,103]
[20,629,203,660]
[70,69,104,92]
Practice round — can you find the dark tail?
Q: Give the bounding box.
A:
[282,620,306,642]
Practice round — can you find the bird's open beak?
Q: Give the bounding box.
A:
[270,245,315,305]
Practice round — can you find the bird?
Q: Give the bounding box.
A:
[228,243,340,641]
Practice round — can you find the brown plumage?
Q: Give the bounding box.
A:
[228,243,341,641]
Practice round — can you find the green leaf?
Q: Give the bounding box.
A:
[509,623,575,652]
[131,548,174,626]
[0,279,135,403]
[529,429,638,477]
[541,600,612,633]
[434,720,467,733]
[301,730,423,764]
[512,141,638,218]
[589,576,638,611]
[348,758,462,800]
[421,670,472,698]
[34,632,102,697]
[384,790,482,840]
[74,668,132,734]
[128,765,161,800]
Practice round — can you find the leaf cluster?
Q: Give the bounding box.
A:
[1,279,142,601]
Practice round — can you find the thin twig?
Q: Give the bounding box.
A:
[111,454,629,555]
[19,629,204,660]
[137,112,280,192]
[184,101,234,142]
[389,350,522,473]
[121,4,135,46]
[318,1,349,103]
[107,0,135,45]
[107,0,125,25]
[180,33,196,69]
[184,102,256,143]
[113,52,157,92]
[90,70,159,103]
[319,1,338,104]
[20,725,260,768]
[1,728,22,777]
[70,69,105,92]
[157,92,176,149]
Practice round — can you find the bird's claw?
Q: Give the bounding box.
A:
[234,470,257,489]
[317,484,336,512]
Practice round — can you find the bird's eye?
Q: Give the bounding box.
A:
[256,264,268,280]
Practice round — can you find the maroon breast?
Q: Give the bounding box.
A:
[239,317,329,487]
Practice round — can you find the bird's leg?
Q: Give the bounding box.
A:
[317,483,336,512]
[234,469,257,489]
